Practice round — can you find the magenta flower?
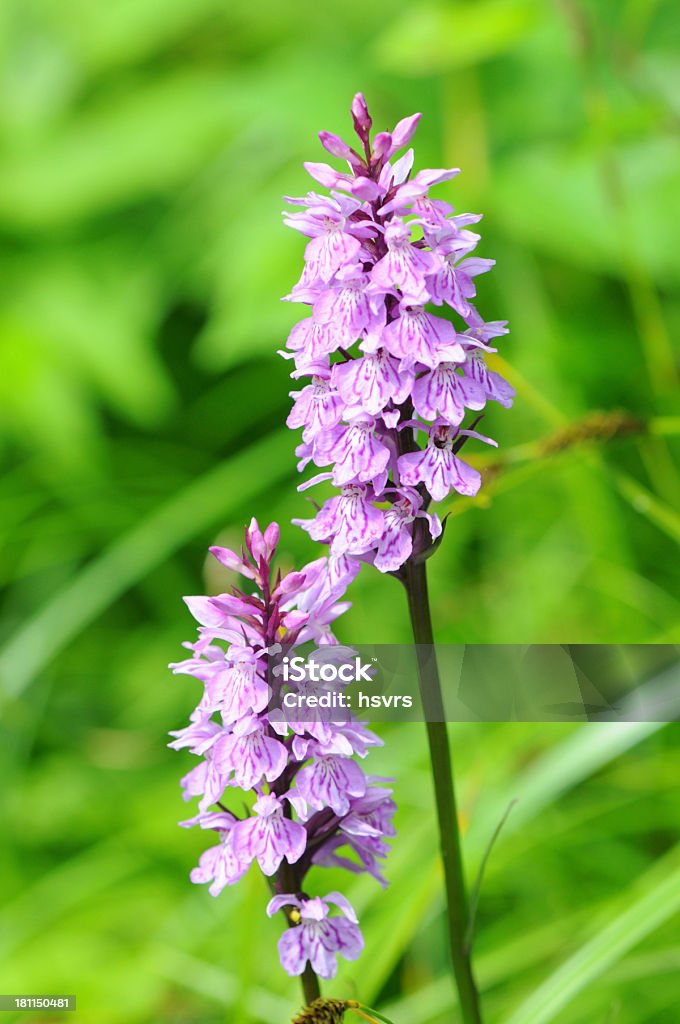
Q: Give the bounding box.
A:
[282,93,514,576]
[267,893,364,980]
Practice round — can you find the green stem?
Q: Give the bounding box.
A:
[403,557,483,1024]
[301,963,321,1005]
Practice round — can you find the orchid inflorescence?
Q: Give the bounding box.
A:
[283,93,514,574]
[170,519,395,980]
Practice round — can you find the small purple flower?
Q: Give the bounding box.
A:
[314,418,391,487]
[168,711,221,755]
[287,374,345,442]
[267,893,364,979]
[284,193,363,283]
[293,483,384,556]
[341,787,397,841]
[428,251,495,317]
[295,751,367,816]
[314,829,391,888]
[199,649,270,723]
[464,349,516,407]
[288,555,358,645]
[370,218,439,296]
[312,787,396,887]
[187,814,249,896]
[373,489,441,573]
[313,264,380,347]
[412,361,486,425]
[212,716,288,791]
[333,348,413,417]
[381,301,464,369]
[180,752,230,813]
[286,315,342,363]
[231,793,307,876]
[398,423,486,502]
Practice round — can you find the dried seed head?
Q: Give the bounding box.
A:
[292,997,351,1024]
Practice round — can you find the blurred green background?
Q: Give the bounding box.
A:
[1,0,679,1022]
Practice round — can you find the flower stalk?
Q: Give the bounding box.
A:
[403,557,483,1024]
[301,964,322,1006]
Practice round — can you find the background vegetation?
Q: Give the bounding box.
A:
[0,0,678,1021]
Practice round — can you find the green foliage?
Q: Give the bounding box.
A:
[373,1,541,74]
[0,0,678,1022]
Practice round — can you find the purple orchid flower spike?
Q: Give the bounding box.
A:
[282,93,514,581]
[170,519,395,989]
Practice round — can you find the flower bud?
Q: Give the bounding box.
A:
[319,130,353,159]
[372,131,392,159]
[390,112,422,150]
[351,92,372,139]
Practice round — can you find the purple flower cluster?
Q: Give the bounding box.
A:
[170,519,395,980]
[282,94,514,573]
